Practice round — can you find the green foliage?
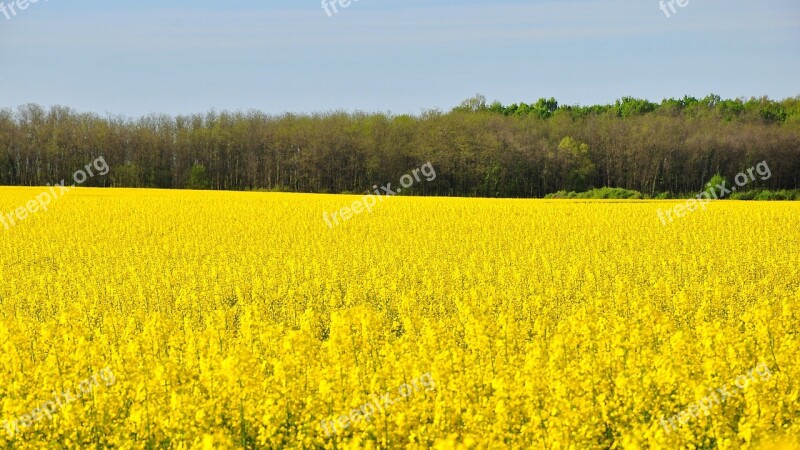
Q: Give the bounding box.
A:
[468,94,799,124]
[545,191,576,199]
[477,97,558,118]
[267,184,294,193]
[704,174,727,197]
[534,98,559,119]
[545,187,643,199]
[2,97,800,197]
[557,137,595,192]
[187,164,211,190]
[614,97,657,118]
[452,94,487,113]
[729,189,800,201]
[112,162,140,187]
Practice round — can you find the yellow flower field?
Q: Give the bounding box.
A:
[0,188,798,449]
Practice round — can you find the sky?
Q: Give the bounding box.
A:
[0,0,798,117]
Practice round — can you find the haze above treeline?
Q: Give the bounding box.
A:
[1,94,798,198]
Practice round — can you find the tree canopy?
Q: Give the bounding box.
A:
[1,94,798,197]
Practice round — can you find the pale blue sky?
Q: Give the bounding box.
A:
[0,0,798,116]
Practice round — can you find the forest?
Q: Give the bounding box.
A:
[1,94,799,198]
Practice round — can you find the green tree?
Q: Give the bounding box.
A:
[533,97,558,119]
[113,162,141,187]
[452,94,487,113]
[558,137,595,192]
[704,173,727,198]
[187,163,211,190]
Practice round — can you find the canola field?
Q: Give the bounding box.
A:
[0,187,798,449]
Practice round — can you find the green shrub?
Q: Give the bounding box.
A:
[545,187,643,199]
[704,174,728,198]
[730,189,758,200]
[580,187,643,199]
[545,191,569,199]
[550,187,800,201]
[729,189,800,200]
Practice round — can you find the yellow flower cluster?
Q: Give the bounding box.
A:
[0,188,798,449]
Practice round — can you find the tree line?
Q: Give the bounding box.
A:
[1,94,799,197]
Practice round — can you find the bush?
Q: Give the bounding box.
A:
[545,187,643,199]
[729,189,800,200]
[578,187,643,199]
[544,191,571,199]
[704,174,728,198]
[729,190,758,200]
